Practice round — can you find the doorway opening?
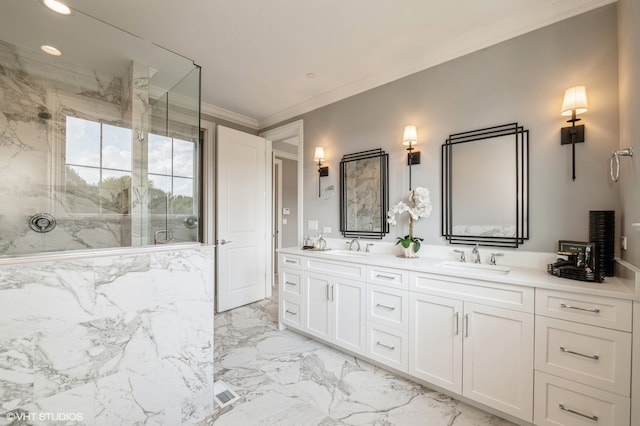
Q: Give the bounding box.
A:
[261,120,304,288]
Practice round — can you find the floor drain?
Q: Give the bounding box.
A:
[214,381,240,408]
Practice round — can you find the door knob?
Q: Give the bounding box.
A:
[217,239,233,245]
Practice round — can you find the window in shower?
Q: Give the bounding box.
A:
[64,116,132,214]
[147,133,197,215]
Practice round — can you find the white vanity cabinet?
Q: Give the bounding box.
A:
[409,292,463,391]
[296,256,366,354]
[365,265,410,372]
[278,249,638,426]
[279,254,304,329]
[279,253,366,354]
[303,271,365,354]
[534,289,632,426]
[409,272,534,422]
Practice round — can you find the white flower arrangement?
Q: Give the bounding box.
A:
[387,187,432,253]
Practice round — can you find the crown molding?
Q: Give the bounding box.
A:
[201,102,259,130]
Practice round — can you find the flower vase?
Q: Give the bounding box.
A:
[403,242,418,258]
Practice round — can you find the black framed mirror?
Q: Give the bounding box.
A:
[340,149,389,239]
[442,123,529,248]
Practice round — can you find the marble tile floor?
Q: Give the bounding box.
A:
[198,287,516,426]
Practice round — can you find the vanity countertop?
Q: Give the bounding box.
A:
[278,247,639,301]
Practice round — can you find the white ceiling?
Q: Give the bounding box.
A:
[40,0,619,128]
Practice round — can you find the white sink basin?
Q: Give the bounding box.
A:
[322,249,367,257]
[435,261,510,275]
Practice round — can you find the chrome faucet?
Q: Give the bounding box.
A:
[490,252,504,265]
[453,249,466,262]
[471,244,481,264]
[346,238,361,251]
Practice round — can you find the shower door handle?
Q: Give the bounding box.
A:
[217,239,233,245]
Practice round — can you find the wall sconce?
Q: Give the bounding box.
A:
[403,125,421,190]
[314,146,328,197]
[560,85,588,181]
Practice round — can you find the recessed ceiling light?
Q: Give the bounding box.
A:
[41,45,62,56]
[306,73,316,79]
[43,0,71,15]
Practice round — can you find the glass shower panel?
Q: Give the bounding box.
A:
[145,65,202,245]
[170,67,202,243]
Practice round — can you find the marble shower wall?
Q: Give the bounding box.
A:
[0,41,132,256]
[0,245,215,425]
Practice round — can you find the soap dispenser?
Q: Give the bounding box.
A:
[316,233,327,250]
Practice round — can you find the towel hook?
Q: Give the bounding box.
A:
[610,147,633,182]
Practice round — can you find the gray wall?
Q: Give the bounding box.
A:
[618,0,640,267]
[280,157,298,247]
[293,5,620,254]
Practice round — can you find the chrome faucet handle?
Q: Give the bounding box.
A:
[345,241,353,250]
[490,253,504,265]
[365,243,374,253]
[453,249,466,262]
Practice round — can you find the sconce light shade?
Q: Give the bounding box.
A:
[402,125,418,146]
[402,125,420,190]
[314,146,326,162]
[561,85,589,116]
[560,86,588,181]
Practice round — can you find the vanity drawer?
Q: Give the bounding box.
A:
[366,322,408,372]
[367,284,408,330]
[534,371,630,426]
[280,253,302,268]
[410,272,534,313]
[536,289,632,332]
[281,269,302,297]
[305,257,365,280]
[281,298,302,328]
[535,316,631,396]
[366,266,409,290]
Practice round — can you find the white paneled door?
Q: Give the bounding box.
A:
[216,126,270,312]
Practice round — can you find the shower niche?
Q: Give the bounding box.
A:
[0,0,201,256]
